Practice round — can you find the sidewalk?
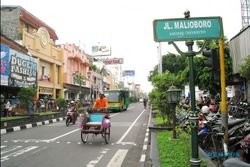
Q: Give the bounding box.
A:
[1,115,66,135]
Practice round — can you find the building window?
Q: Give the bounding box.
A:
[42,65,45,76]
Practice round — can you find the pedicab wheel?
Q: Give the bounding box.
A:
[81,131,88,143]
[66,117,70,126]
[104,127,110,144]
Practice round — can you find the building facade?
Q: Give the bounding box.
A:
[62,43,90,101]
[1,6,64,100]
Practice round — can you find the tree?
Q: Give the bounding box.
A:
[149,72,181,125]
[17,87,37,113]
[239,55,250,82]
[73,72,86,98]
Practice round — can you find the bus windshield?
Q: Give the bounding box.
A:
[104,92,120,102]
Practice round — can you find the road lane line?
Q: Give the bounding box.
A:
[45,128,79,142]
[116,109,145,144]
[32,146,47,154]
[106,149,128,167]
[1,146,38,162]
[1,146,23,155]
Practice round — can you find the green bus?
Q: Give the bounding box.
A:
[104,89,130,112]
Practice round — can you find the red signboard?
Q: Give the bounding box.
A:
[103,58,124,65]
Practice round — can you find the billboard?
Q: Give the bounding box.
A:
[103,58,124,65]
[9,49,38,88]
[92,45,111,56]
[123,70,135,77]
[0,44,10,86]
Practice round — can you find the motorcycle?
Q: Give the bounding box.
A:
[65,107,77,126]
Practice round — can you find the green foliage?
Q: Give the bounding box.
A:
[17,87,36,109]
[157,130,207,167]
[90,64,97,71]
[56,98,67,110]
[149,72,182,125]
[239,55,250,82]
[162,53,187,74]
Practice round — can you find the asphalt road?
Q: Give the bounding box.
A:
[1,102,150,167]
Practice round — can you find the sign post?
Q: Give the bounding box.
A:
[153,12,224,167]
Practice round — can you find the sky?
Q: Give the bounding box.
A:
[1,0,243,93]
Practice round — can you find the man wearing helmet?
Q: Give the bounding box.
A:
[70,101,77,123]
[92,91,108,112]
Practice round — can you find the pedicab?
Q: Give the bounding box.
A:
[80,108,111,144]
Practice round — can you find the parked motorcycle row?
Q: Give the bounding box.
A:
[177,101,250,167]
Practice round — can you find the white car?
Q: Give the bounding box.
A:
[139,98,143,103]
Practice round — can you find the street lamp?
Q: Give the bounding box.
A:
[87,71,92,104]
[166,85,181,139]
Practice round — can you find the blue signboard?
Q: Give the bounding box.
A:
[123,70,135,77]
[0,44,10,86]
[9,49,38,88]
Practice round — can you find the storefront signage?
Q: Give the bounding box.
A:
[103,58,124,65]
[39,87,53,94]
[123,70,135,77]
[9,49,38,87]
[0,44,10,86]
[92,45,111,57]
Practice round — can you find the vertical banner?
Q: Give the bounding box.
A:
[9,49,38,87]
[0,44,10,86]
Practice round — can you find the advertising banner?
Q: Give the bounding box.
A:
[103,58,124,65]
[0,44,10,86]
[92,45,111,56]
[123,70,135,77]
[9,49,38,87]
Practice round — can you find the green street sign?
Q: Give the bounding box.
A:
[153,17,223,42]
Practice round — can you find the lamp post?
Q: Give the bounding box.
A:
[87,71,92,104]
[166,85,181,139]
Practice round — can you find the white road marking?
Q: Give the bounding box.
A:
[45,128,80,142]
[116,109,145,144]
[118,142,136,146]
[1,146,7,149]
[1,146,38,162]
[106,149,128,167]
[87,154,104,167]
[143,145,147,150]
[32,146,47,154]
[110,113,119,117]
[140,154,146,162]
[1,146,22,155]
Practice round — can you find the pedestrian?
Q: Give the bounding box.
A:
[4,99,10,117]
[143,98,148,109]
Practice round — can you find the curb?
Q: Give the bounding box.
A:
[1,117,65,135]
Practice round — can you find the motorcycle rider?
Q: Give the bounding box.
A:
[70,101,77,122]
[92,91,108,113]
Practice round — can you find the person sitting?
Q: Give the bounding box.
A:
[92,91,108,113]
